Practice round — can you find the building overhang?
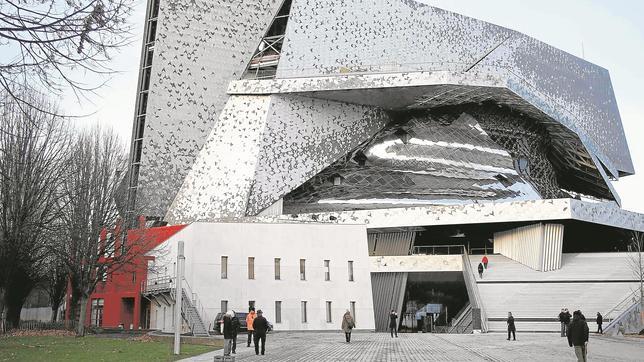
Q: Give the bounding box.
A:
[229,71,628,204]
[265,198,644,233]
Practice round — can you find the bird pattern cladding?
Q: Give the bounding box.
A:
[277,0,633,176]
[135,0,283,218]
[165,95,390,223]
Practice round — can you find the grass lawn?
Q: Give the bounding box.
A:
[0,335,222,362]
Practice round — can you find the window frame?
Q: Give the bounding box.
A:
[221,256,228,279]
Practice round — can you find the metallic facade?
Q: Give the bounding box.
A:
[131,0,636,223]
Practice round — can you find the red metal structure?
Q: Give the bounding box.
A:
[64,219,186,330]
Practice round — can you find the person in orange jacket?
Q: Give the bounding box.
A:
[246,308,256,347]
[482,255,489,269]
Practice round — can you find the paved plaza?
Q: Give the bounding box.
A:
[180,332,644,362]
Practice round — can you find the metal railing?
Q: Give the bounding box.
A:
[603,289,640,321]
[142,274,209,336]
[181,278,208,328]
[412,245,466,255]
[462,249,489,332]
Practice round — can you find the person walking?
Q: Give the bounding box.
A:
[341,310,355,343]
[596,312,603,334]
[252,309,269,356]
[478,262,484,279]
[222,311,234,356]
[231,310,240,354]
[246,308,256,347]
[507,312,516,341]
[564,308,572,331]
[389,310,398,338]
[567,310,589,362]
[559,308,567,337]
[482,255,489,269]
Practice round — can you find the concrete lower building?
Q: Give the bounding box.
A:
[146,222,375,332]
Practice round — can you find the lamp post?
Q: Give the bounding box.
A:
[173,241,185,355]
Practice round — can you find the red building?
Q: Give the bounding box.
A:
[65,220,186,330]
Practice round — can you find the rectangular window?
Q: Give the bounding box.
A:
[326,301,332,323]
[131,272,136,284]
[90,299,104,326]
[248,257,255,280]
[348,261,354,282]
[301,301,307,323]
[221,256,228,279]
[324,260,330,281]
[221,300,228,313]
[300,259,306,280]
[274,258,281,280]
[350,301,356,324]
[275,301,282,324]
[249,301,255,311]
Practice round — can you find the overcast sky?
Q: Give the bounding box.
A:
[61,0,644,213]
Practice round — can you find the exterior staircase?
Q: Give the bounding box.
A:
[448,302,473,334]
[142,276,209,337]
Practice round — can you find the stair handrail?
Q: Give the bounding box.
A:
[462,249,489,332]
[180,278,208,334]
[603,288,640,320]
[603,295,642,334]
[449,303,472,327]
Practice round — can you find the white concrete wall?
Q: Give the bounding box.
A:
[20,307,53,322]
[493,223,563,271]
[149,222,375,332]
[370,255,463,273]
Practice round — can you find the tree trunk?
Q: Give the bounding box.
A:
[76,295,88,336]
[0,288,6,334]
[51,302,60,323]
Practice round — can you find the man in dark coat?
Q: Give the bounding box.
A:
[567,310,589,362]
[478,262,484,279]
[252,309,269,355]
[559,309,567,337]
[596,312,603,334]
[222,312,234,356]
[231,311,240,354]
[506,312,516,341]
[389,310,398,338]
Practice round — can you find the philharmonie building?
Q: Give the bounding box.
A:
[122,0,644,335]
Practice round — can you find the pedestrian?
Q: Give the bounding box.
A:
[341,310,355,343]
[231,310,240,354]
[596,312,603,334]
[564,308,572,330]
[482,255,489,269]
[222,311,234,356]
[558,308,567,337]
[567,310,589,362]
[389,310,398,338]
[246,308,256,347]
[506,312,516,341]
[252,309,269,356]
[478,262,484,279]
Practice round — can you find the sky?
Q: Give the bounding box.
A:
[60,0,644,213]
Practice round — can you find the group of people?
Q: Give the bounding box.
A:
[222,308,270,356]
[478,255,489,279]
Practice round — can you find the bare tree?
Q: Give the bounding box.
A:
[56,125,144,335]
[0,89,69,331]
[43,253,69,322]
[0,0,134,112]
